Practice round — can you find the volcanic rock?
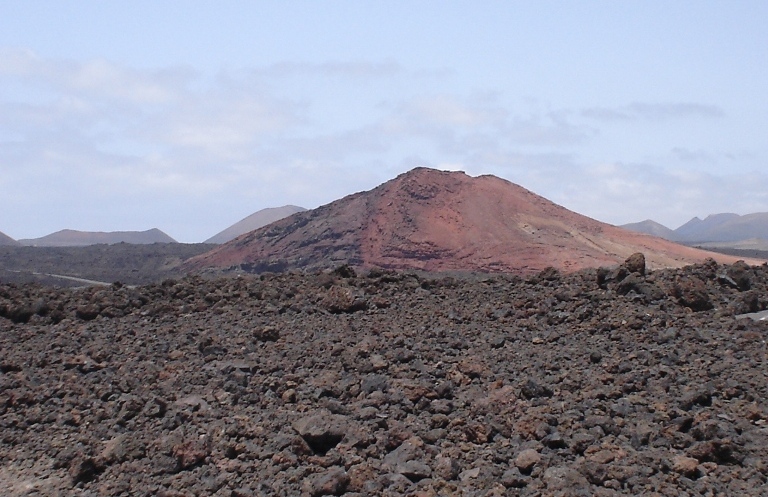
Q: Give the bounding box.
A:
[303,466,349,496]
[672,455,700,477]
[0,243,214,287]
[185,168,756,275]
[624,252,646,275]
[515,449,542,474]
[1,259,768,495]
[672,276,713,311]
[293,411,351,454]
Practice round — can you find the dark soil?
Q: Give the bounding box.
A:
[0,244,215,287]
[687,245,768,262]
[1,257,768,496]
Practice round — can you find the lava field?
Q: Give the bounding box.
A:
[1,256,767,496]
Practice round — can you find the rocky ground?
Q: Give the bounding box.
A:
[1,255,767,496]
[0,244,215,287]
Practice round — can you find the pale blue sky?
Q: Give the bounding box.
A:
[1,1,766,242]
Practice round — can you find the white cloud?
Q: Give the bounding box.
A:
[671,147,717,163]
[0,48,190,105]
[582,101,725,122]
[628,102,724,120]
[380,95,591,159]
[435,162,465,172]
[580,107,632,121]
[504,114,592,146]
[160,94,302,158]
[0,47,42,77]
[405,95,505,127]
[546,162,768,229]
[0,51,309,194]
[259,60,403,79]
[66,59,179,104]
[0,50,763,242]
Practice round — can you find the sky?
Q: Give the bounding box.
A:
[1,1,766,242]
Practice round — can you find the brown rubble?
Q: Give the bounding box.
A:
[0,258,767,495]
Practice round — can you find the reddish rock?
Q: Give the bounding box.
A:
[672,276,713,311]
[303,466,350,496]
[515,449,541,473]
[672,455,700,477]
[320,286,367,313]
[172,440,210,470]
[624,252,646,275]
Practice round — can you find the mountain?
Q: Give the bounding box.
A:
[675,212,768,243]
[0,231,19,246]
[623,213,768,244]
[18,228,177,247]
[205,205,306,244]
[674,213,741,242]
[185,167,751,275]
[619,220,677,240]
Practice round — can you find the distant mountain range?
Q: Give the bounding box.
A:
[18,228,177,247]
[2,206,307,248]
[622,213,768,244]
[204,205,306,244]
[3,191,766,266]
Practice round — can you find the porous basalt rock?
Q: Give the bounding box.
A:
[0,261,767,495]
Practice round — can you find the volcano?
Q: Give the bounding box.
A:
[185,168,755,274]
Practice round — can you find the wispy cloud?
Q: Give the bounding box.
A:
[258,60,403,79]
[504,113,593,146]
[582,101,725,122]
[628,102,724,120]
[0,49,761,242]
[397,95,507,128]
[671,147,717,163]
[159,92,304,158]
[383,95,592,155]
[580,107,633,121]
[0,48,191,105]
[546,162,768,229]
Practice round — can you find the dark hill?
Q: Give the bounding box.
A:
[0,243,214,287]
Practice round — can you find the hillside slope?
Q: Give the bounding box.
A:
[0,231,19,246]
[205,205,306,244]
